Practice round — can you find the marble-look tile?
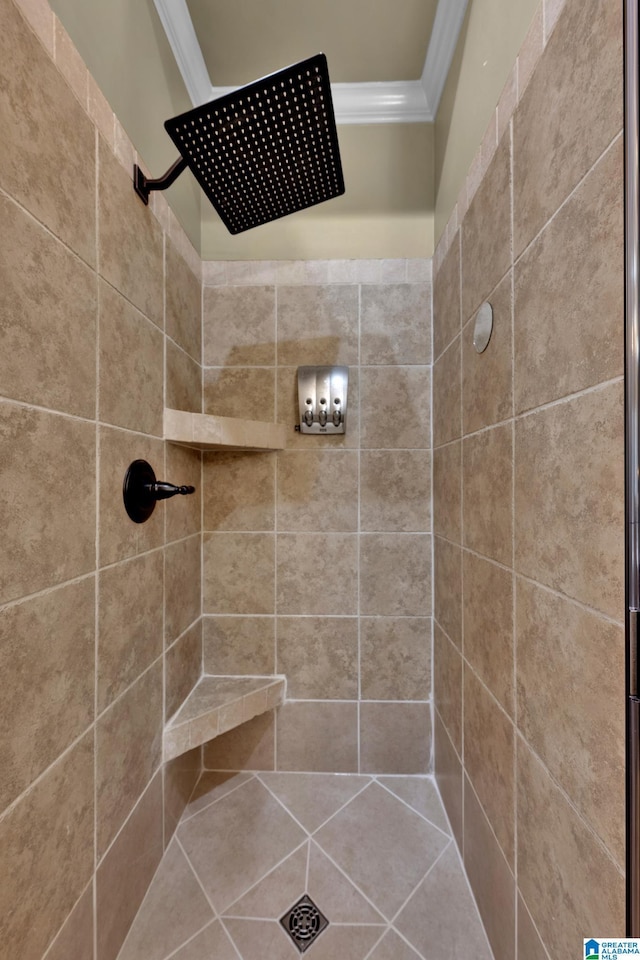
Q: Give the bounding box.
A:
[516,739,625,958]
[277,365,359,450]
[368,930,422,960]
[360,450,431,533]
[517,893,551,960]
[166,339,202,414]
[360,533,431,617]
[462,271,513,434]
[463,551,514,714]
[183,772,254,820]
[433,623,462,756]
[360,617,430,701]
[98,143,163,327]
[463,779,516,960]
[513,0,622,256]
[514,139,623,414]
[433,336,461,447]
[497,66,517,144]
[433,236,461,360]
[203,286,275,366]
[377,777,450,834]
[361,283,431,365]
[0,402,95,605]
[258,773,368,833]
[0,732,94,960]
[164,747,201,842]
[395,844,492,960]
[277,285,359,366]
[0,193,96,417]
[544,0,567,40]
[203,616,275,675]
[45,885,93,960]
[276,701,358,773]
[204,532,275,614]
[433,536,462,647]
[463,668,515,866]
[517,6,544,100]
[96,773,163,960]
[179,778,306,912]
[99,280,163,436]
[165,534,201,643]
[87,74,114,147]
[517,578,624,864]
[276,450,358,532]
[96,662,163,857]
[0,0,95,264]
[171,923,239,960]
[166,239,202,362]
[514,382,624,619]
[166,622,202,720]
[360,367,431,450]
[277,616,358,699]
[360,702,431,775]
[463,423,513,566]
[203,712,275,771]
[223,843,307,917]
[13,0,54,54]
[434,710,463,849]
[433,442,461,544]
[165,444,202,542]
[203,366,275,420]
[98,551,163,711]
[53,18,87,107]
[277,533,357,616]
[203,452,275,531]
[461,136,511,323]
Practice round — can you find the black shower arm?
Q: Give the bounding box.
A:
[133,156,188,206]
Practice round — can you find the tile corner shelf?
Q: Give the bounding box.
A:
[164,408,286,451]
[164,675,286,761]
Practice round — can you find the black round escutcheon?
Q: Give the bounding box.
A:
[123,459,158,524]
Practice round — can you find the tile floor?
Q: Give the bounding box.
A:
[116,772,493,960]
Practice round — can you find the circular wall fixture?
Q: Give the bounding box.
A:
[473,301,494,353]
[123,459,158,524]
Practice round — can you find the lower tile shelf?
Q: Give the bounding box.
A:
[164,674,286,761]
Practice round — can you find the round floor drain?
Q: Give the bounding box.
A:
[280,894,329,953]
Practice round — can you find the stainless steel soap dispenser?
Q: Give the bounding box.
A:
[297,366,348,435]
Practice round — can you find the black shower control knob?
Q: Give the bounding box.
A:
[123,460,197,524]
[144,482,196,501]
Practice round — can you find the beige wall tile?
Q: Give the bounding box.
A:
[463,551,514,715]
[514,382,624,619]
[433,236,461,360]
[463,423,513,566]
[462,272,513,434]
[516,578,624,864]
[0,731,94,960]
[166,239,202,362]
[96,662,163,857]
[276,701,358,772]
[497,67,517,145]
[166,339,202,414]
[0,579,94,814]
[434,710,463,848]
[360,450,431,533]
[277,365,359,450]
[517,6,543,100]
[204,533,275,615]
[165,444,202,542]
[203,711,275,770]
[463,668,515,866]
[361,283,431,365]
[13,0,54,54]
[165,535,202,643]
[0,402,95,604]
[361,617,431,701]
[203,616,275,675]
[360,367,431,449]
[461,136,511,323]
[544,0,567,40]
[53,17,87,106]
[96,772,163,960]
[277,285,359,366]
[99,280,163,435]
[517,894,551,960]
[204,452,275,531]
[45,884,94,960]
[277,617,358,699]
[88,77,114,148]
[98,551,163,712]
[203,366,275,420]
[0,193,96,417]
[360,534,431,617]
[433,536,462,647]
[98,143,163,327]
[513,0,622,256]
[360,702,431,775]
[433,442,461,543]
[514,139,623,414]
[166,621,202,720]
[433,622,462,755]
[463,777,516,960]
[433,336,461,447]
[0,0,95,265]
[277,533,357,616]
[203,286,275,366]
[277,450,358,532]
[516,739,624,958]
[164,747,201,843]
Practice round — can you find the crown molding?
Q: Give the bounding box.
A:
[153,0,212,106]
[421,0,470,117]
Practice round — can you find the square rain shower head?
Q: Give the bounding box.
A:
[164,53,345,235]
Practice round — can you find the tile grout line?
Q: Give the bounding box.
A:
[93,121,101,960]
[510,109,519,960]
[371,778,452,840]
[179,774,257,825]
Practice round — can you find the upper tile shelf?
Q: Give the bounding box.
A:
[164,408,286,451]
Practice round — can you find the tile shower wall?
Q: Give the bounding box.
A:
[0,1,203,957]
[200,259,433,775]
[432,0,625,957]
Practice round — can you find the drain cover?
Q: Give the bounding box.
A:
[280,894,329,953]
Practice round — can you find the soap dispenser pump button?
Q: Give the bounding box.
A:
[332,408,342,426]
[318,408,328,426]
[304,408,314,426]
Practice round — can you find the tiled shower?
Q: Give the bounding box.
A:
[0,0,625,958]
